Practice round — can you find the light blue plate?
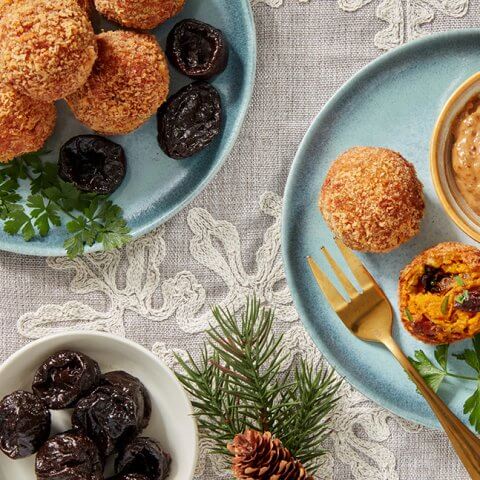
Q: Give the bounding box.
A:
[282,29,480,429]
[0,0,256,256]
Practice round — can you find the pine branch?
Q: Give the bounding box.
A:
[175,298,341,473]
[209,299,287,432]
[175,348,244,457]
[274,359,340,471]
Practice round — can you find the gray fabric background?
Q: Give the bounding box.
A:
[2,0,480,478]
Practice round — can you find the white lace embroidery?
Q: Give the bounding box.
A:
[251,0,310,7]
[253,0,469,50]
[17,191,423,479]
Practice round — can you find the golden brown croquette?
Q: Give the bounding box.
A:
[66,30,170,136]
[399,242,480,344]
[0,0,97,102]
[94,0,185,30]
[319,147,424,252]
[0,86,56,163]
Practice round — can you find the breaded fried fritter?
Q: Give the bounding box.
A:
[0,0,97,101]
[0,86,56,163]
[399,242,480,344]
[94,0,185,30]
[66,31,169,135]
[319,147,424,252]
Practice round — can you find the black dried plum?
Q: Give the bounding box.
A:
[166,19,228,80]
[101,371,151,430]
[59,135,127,194]
[157,81,221,159]
[35,431,103,480]
[420,266,453,293]
[0,390,50,459]
[116,437,171,480]
[32,350,101,409]
[455,289,480,312]
[72,385,142,457]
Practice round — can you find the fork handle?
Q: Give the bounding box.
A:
[382,335,480,478]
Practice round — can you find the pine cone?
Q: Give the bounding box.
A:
[227,430,314,480]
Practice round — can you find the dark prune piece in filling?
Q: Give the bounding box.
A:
[59,135,127,194]
[411,315,440,340]
[166,19,228,80]
[420,265,452,293]
[455,288,480,312]
[72,385,142,457]
[157,81,222,159]
[101,371,151,430]
[35,431,103,480]
[116,437,171,480]
[0,390,50,459]
[32,350,101,409]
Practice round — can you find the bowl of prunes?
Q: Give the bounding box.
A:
[0,332,198,479]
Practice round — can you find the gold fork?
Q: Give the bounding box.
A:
[307,238,480,478]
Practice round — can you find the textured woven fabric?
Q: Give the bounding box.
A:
[2,1,480,478]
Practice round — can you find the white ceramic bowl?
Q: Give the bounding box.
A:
[0,332,198,479]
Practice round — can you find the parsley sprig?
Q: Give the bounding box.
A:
[0,151,131,258]
[410,336,480,432]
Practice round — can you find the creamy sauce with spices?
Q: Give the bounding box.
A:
[452,95,480,216]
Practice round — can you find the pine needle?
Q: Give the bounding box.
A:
[175,297,341,474]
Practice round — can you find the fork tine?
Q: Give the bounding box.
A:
[321,246,358,299]
[334,238,374,291]
[307,256,349,310]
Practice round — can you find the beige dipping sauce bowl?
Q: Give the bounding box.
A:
[431,71,480,243]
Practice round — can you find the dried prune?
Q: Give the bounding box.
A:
[116,437,171,480]
[420,266,452,293]
[157,81,222,159]
[32,350,101,409]
[35,431,103,480]
[72,385,142,457]
[166,19,228,80]
[59,135,127,194]
[0,390,50,459]
[455,289,480,312]
[411,315,440,340]
[101,371,151,430]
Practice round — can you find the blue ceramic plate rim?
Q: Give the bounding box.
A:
[0,0,256,257]
[282,29,480,430]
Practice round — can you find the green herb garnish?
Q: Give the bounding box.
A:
[410,336,480,432]
[454,275,465,287]
[455,290,470,305]
[405,308,414,322]
[441,295,450,315]
[0,151,131,258]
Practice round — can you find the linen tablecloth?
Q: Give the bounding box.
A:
[1,0,479,478]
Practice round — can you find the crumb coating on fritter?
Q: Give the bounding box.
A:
[94,0,185,30]
[319,147,424,252]
[0,86,56,163]
[0,0,90,16]
[399,242,480,344]
[66,30,170,135]
[0,0,97,101]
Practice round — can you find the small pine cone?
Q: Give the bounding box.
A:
[227,430,314,480]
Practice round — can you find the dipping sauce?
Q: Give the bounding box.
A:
[452,95,480,216]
